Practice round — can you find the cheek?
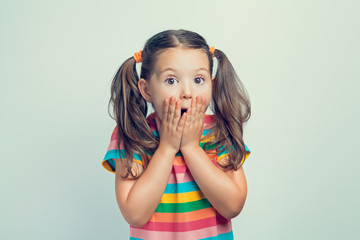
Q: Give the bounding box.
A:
[152,87,174,101]
[151,99,165,119]
[202,86,213,103]
[204,89,213,110]
[156,108,164,120]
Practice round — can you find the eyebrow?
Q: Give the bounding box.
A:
[159,67,210,74]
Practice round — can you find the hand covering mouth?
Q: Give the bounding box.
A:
[181,108,188,116]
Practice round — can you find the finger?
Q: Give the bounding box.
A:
[167,97,176,123]
[163,98,170,123]
[197,96,203,112]
[194,96,200,123]
[185,107,192,126]
[177,111,187,131]
[192,97,199,122]
[196,96,202,120]
[200,97,207,113]
[199,97,205,125]
[172,99,182,125]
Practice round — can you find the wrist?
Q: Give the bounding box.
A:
[180,144,202,155]
[157,143,179,156]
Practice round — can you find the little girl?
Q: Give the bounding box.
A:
[102,29,251,240]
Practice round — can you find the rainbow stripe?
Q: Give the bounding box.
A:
[102,113,250,239]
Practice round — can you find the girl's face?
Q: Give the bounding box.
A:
[138,47,213,120]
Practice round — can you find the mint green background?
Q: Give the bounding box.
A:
[1,0,359,239]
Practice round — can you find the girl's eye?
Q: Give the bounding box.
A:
[194,77,205,84]
[165,78,178,85]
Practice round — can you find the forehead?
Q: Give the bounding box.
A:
[153,48,210,74]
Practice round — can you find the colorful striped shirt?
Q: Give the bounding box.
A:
[102,113,250,240]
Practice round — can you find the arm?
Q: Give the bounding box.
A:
[114,146,176,227]
[115,97,186,227]
[180,147,247,219]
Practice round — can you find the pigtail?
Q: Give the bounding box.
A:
[211,49,251,170]
[108,57,158,178]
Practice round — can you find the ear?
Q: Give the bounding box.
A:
[138,78,152,103]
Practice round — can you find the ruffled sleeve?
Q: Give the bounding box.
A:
[102,126,144,174]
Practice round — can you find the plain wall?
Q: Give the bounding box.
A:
[1,0,359,239]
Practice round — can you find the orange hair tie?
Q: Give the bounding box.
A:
[209,46,215,57]
[133,50,142,63]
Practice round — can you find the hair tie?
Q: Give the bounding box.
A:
[209,46,215,57]
[133,50,142,63]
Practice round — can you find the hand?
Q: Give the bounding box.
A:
[155,97,187,155]
[180,96,206,152]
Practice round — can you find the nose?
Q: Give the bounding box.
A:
[180,81,192,100]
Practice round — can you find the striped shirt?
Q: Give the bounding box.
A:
[102,113,250,240]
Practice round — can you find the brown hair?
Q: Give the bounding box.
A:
[108,29,251,178]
